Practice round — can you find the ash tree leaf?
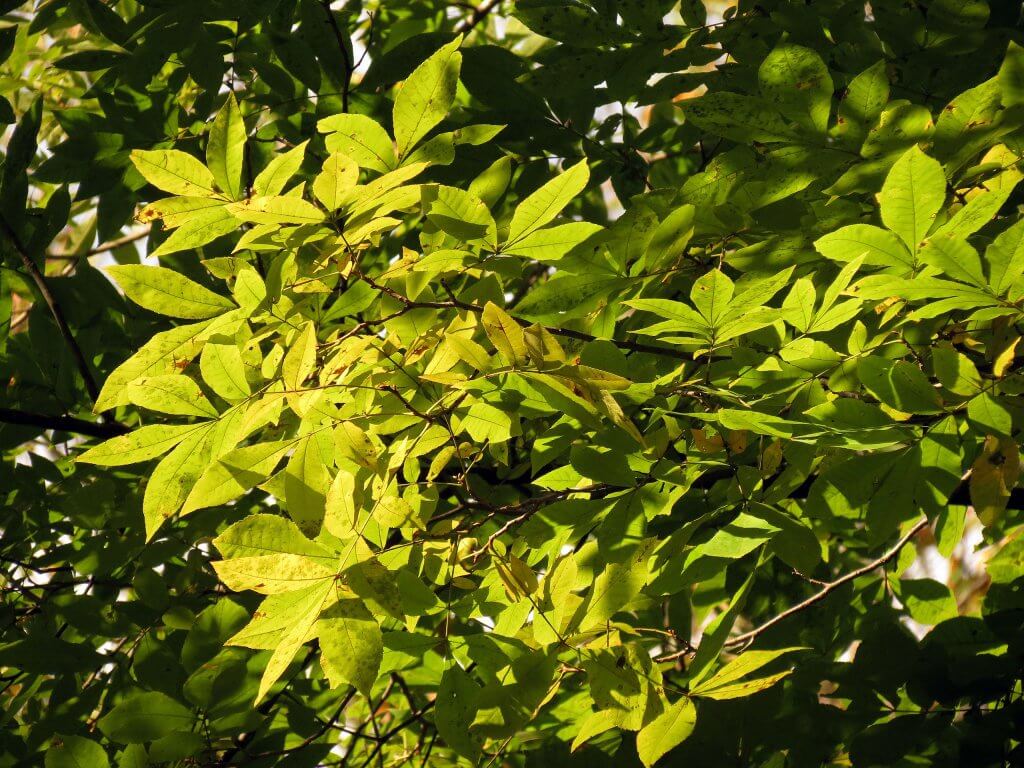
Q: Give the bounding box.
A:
[227,196,325,225]
[126,375,219,418]
[482,301,530,367]
[106,265,236,320]
[392,35,463,160]
[149,205,239,258]
[858,357,943,414]
[97,692,193,743]
[501,221,603,262]
[758,42,833,134]
[45,734,109,768]
[636,697,696,768]
[984,218,1024,298]
[313,152,360,211]
[214,513,335,562]
[814,224,913,270]
[970,435,1020,526]
[893,578,958,625]
[317,599,383,696]
[181,440,295,516]
[130,149,218,197]
[877,147,946,254]
[505,159,590,246]
[77,423,204,466]
[318,113,396,173]
[200,341,251,402]
[206,92,246,201]
[690,648,805,699]
[255,579,335,704]
[434,666,482,762]
[253,140,309,197]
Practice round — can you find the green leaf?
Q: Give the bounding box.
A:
[392,36,463,159]
[227,196,325,225]
[932,347,982,395]
[78,423,203,466]
[877,147,946,253]
[94,317,224,411]
[505,159,590,246]
[502,221,603,262]
[425,185,496,245]
[313,152,360,211]
[126,375,219,418]
[45,735,109,768]
[130,149,218,197]
[200,341,251,402]
[814,224,913,270]
[106,265,235,319]
[317,599,383,695]
[645,204,695,269]
[181,440,294,516]
[214,513,334,563]
[319,113,396,173]
[97,692,193,743]
[253,140,309,197]
[858,357,944,414]
[758,43,833,133]
[636,697,696,768]
[149,204,239,258]
[999,40,1024,106]
[893,578,958,625]
[984,218,1024,298]
[481,301,529,367]
[690,270,734,328]
[515,273,627,321]
[255,579,335,704]
[206,92,246,200]
[682,92,799,143]
[435,666,482,761]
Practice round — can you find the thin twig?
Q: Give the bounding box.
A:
[0,214,102,403]
[656,517,929,662]
[0,408,129,438]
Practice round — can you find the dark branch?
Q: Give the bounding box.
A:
[319,0,354,113]
[0,408,129,438]
[0,214,103,403]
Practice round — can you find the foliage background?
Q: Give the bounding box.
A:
[1,0,1023,766]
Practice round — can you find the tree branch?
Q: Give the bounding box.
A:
[48,227,150,260]
[319,0,354,113]
[356,272,690,360]
[456,0,503,34]
[0,214,102,403]
[656,517,929,662]
[0,408,129,438]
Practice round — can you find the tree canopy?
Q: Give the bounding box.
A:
[2,1,1024,766]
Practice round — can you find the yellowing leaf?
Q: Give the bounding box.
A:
[106,265,235,319]
[313,152,360,211]
[317,599,382,695]
[393,36,463,159]
[319,113,396,172]
[253,140,309,197]
[481,301,529,367]
[126,375,218,418]
[227,196,325,225]
[78,423,204,466]
[971,435,1021,526]
[130,149,218,197]
[200,341,251,402]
